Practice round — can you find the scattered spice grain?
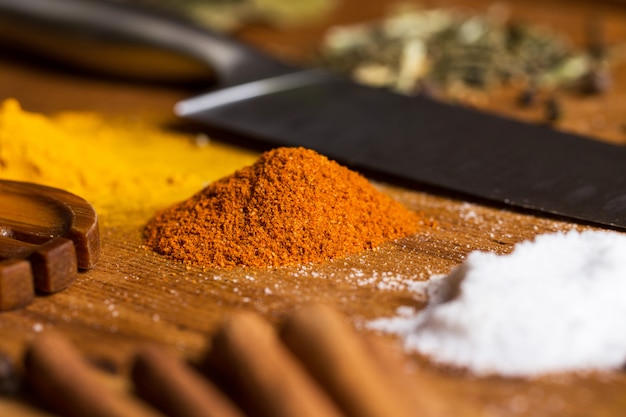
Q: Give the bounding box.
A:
[144,147,424,269]
[316,4,594,98]
[544,95,562,123]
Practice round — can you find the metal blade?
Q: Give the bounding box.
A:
[176,70,626,230]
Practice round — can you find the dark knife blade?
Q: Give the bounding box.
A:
[176,70,626,230]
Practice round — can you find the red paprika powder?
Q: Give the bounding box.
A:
[144,147,423,269]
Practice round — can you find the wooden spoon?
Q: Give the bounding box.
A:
[0,180,99,311]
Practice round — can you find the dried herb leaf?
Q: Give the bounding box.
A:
[316,4,599,99]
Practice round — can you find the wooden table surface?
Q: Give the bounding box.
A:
[2,0,626,416]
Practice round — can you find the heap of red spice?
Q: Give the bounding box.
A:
[143,147,424,269]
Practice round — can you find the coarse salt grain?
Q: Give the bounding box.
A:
[368,230,626,376]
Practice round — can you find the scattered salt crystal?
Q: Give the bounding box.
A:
[369,230,626,376]
[396,306,417,317]
[32,323,43,333]
[459,203,479,221]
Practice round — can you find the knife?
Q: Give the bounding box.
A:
[1,0,625,230]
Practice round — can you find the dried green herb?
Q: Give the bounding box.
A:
[316,4,604,100]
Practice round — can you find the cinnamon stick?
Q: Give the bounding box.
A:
[24,332,165,417]
[131,344,245,417]
[280,304,417,417]
[207,311,346,417]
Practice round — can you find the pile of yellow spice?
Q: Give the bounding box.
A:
[0,99,258,225]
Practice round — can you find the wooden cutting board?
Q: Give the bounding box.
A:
[1,0,626,415]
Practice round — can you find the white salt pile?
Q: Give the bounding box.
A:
[368,230,626,377]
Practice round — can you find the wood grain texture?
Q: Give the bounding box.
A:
[1,0,626,415]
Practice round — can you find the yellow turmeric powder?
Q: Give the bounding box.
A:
[0,99,258,225]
